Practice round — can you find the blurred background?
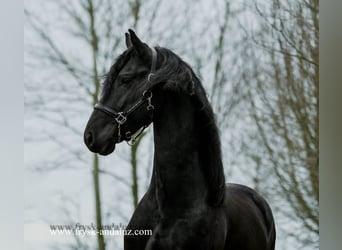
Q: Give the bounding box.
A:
[24,0,318,249]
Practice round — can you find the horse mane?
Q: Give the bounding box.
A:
[153,47,226,206]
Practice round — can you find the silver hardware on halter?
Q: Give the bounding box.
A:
[126,126,146,146]
[125,131,132,140]
[147,98,154,110]
[143,90,154,111]
[115,112,127,125]
[147,73,155,82]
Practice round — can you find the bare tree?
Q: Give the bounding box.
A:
[25,1,175,249]
[127,0,143,209]
[25,1,135,249]
[237,0,318,248]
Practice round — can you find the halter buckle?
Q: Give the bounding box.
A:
[115,112,127,125]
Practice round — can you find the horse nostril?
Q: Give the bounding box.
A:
[85,132,94,147]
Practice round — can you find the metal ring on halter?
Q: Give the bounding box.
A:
[143,90,152,99]
[147,73,155,82]
[125,131,132,140]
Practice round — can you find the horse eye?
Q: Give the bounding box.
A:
[122,77,131,84]
[119,74,133,84]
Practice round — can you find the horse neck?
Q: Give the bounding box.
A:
[150,91,209,215]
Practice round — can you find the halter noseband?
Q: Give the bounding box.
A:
[94,47,157,145]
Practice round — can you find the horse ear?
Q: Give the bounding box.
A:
[125,32,132,48]
[128,29,150,60]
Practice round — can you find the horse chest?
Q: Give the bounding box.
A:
[145,213,226,250]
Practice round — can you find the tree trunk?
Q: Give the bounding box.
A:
[93,154,105,250]
[130,133,146,208]
[88,0,105,249]
[129,0,142,209]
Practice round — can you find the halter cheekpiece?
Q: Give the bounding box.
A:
[94,47,157,145]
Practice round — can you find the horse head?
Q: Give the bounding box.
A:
[84,30,157,155]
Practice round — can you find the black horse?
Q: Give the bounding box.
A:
[84,30,276,250]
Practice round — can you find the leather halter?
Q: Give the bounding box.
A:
[94,47,157,145]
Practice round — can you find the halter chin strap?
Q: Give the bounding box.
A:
[94,47,157,145]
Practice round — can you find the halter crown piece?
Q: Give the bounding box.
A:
[94,47,157,145]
